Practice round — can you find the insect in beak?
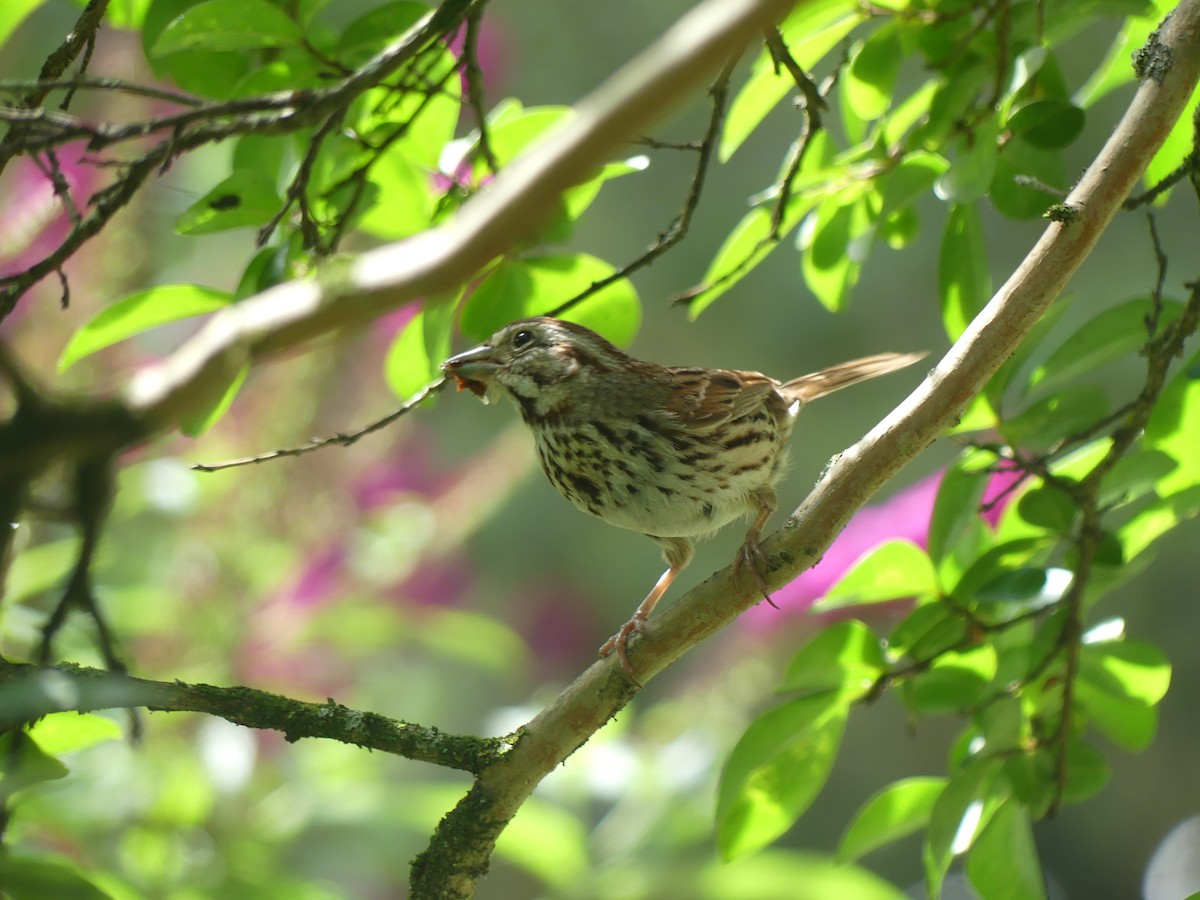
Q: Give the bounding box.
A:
[442,344,498,399]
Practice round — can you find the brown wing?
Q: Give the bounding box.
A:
[662,366,782,431]
[778,352,927,404]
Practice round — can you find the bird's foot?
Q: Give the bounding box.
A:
[733,534,778,609]
[599,614,647,685]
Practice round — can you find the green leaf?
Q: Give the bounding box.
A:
[889,603,967,662]
[334,1,427,67]
[59,284,232,371]
[720,1,860,160]
[562,156,649,221]
[1016,487,1076,533]
[1144,351,1200,496]
[1143,81,1200,198]
[878,152,949,218]
[780,620,887,697]
[1077,12,1160,107]
[0,0,45,51]
[939,202,990,340]
[1029,297,1183,394]
[1074,679,1159,751]
[717,692,849,860]
[1002,386,1109,448]
[1118,488,1200,561]
[966,799,1047,900]
[459,254,640,347]
[924,757,1004,899]
[1060,739,1111,805]
[934,115,1000,203]
[474,106,572,174]
[0,855,113,900]
[699,850,909,900]
[903,645,997,713]
[152,0,301,55]
[838,777,947,862]
[179,361,248,436]
[845,24,901,120]
[0,734,69,794]
[1100,449,1177,507]
[385,309,442,402]
[690,196,813,319]
[800,190,871,312]
[928,456,989,569]
[952,538,1048,605]
[991,138,1068,221]
[353,44,461,170]
[1005,99,1085,149]
[987,293,1074,402]
[1080,639,1171,706]
[356,151,436,240]
[26,713,122,755]
[817,540,938,611]
[175,170,284,235]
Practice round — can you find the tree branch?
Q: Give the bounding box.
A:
[407,2,1200,894]
[0,660,506,774]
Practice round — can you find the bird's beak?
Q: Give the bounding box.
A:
[442,343,500,380]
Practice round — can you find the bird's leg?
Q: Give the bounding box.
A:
[600,537,693,684]
[733,488,779,608]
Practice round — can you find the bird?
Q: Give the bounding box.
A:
[443,316,924,682]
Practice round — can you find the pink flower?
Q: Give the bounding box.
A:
[0,145,93,280]
[743,466,1026,629]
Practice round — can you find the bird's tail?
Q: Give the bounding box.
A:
[780,351,927,404]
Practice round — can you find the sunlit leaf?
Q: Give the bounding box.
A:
[1029,297,1183,394]
[1144,351,1200,496]
[1002,385,1109,448]
[26,714,122,756]
[459,254,640,346]
[966,799,1046,900]
[699,850,908,900]
[939,202,990,340]
[818,540,938,611]
[838,777,947,862]
[0,0,45,51]
[903,645,997,713]
[720,1,860,160]
[923,757,1004,899]
[845,24,901,120]
[335,1,428,66]
[175,170,284,235]
[179,360,248,436]
[386,309,442,401]
[717,692,848,859]
[152,0,301,55]
[0,855,112,900]
[59,284,232,371]
[780,620,888,697]
[935,116,1000,203]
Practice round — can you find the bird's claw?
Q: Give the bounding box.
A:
[734,537,778,609]
[599,615,646,685]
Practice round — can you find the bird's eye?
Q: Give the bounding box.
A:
[512,329,534,349]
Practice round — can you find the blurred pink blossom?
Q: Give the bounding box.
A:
[0,146,93,281]
[743,466,1026,630]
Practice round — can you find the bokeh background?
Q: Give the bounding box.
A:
[3,1,1199,897]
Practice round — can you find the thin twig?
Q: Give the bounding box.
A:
[192,377,448,472]
[547,56,740,318]
[463,5,498,173]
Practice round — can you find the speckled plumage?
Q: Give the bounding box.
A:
[444,316,924,681]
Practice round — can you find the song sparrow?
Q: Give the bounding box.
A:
[443,316,924,682]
